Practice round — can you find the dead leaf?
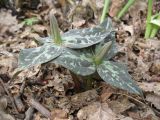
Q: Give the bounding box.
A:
[77,102,116,120]
[138,82,160,96]
[0,9,22,36]
[109,0,125,17]
[150,60,160,74]
[51,108,68,120]
[121,24,134,36]
[32,24,48,35]
[108,97,135,114]
[72,20,86,28]
[146,93,160,110]
[0,97,15,120]
[46,74,74,92]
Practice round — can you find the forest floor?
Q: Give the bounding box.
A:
[0,0,160,120]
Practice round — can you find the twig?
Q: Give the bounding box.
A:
[14,78,26,112]
[24,107,35,120]
[29,98,51,119]
[0,77,18,113]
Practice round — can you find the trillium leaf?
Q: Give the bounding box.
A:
[34,37,52,45]
[97,61,142,95]
[18,44,62,69]
[63,18,113,49]
[51,48,96,76]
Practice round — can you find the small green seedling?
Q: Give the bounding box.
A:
[116,0,136,20]
[101,0,110,23]
[145,0,160,39]
[18,11,113,70]
[22,17,39,26]
[149,13,160,38]
[145,0,153,39]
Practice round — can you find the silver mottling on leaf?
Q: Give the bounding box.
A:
[97,61,143,95]
[18,44,62,69]
[34,37,52,45]
[51,48,96,76]
[63,18,113,48]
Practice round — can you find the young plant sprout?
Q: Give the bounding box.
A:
[116,0,136,20]
[22,17,39,26]
[145,0,153,39]
[100,0,110,23]
[149,13,160,38]
[18,10,113,70]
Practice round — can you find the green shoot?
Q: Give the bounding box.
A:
[150,14,160,38]
[94,41,112,65]
[100,0,110,23]
[49,12,62,45]
[116,0,136,20]
[145,0,153,39]
[22,17,39,26]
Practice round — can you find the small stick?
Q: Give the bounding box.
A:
[24,107,35,120]
[29,98,51,119]
[14,79,26,112]
[0,77,18,113]
[14,95,25,112]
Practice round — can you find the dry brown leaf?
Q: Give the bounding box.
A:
[72,20,86,28]
[77,102,116,120]
[46,74,74,92]
[140,108,159,120]
[0,97,15,120]
[109,0,125,17]
[108,97,135,114]
[138,82,160,96]
[121,24,134,36]
[51,108,68,120]
[0,9,22,36]
[146,93,160,110]
[32,24,48,34]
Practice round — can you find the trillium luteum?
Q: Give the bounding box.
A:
[18,11,113,70]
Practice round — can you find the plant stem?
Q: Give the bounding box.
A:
[144,0,153,39]
[100,0,110,23]
[94,41,112,65]
[49,11,62,45]
[117,0,136,20]
[150,15,160,38]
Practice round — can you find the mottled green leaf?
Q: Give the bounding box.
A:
[34,37,52,45]
[97,61,142,95]
[63,18,113,48]
[51,48,96,76]
[18,44,62,69]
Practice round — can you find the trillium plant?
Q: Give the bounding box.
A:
[18,11,143,95]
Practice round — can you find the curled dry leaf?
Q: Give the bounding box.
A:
[0,97,15,120]
[77,102,116,120]
[146,93,160,110]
